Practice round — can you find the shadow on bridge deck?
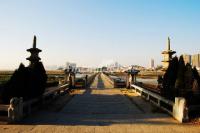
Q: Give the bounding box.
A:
[96,74,105,89]
[90,73,113,89]
[18,88,177,126]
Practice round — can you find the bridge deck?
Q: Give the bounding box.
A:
[1,73,200,133]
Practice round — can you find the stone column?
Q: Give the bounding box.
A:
[132,74,135,84]
[64,72,70,84]
[69,72,76,89]
[72,73,76,88]
[126,74,132,89]
[85,75,88,88]
[132,74,137,84]
[69,74,72,89]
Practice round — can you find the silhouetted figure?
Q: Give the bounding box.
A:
[85,75,88,87]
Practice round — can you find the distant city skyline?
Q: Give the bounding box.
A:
[0,0,200,70]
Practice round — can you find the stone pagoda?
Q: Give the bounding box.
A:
[26,36,42,67]
[126,66,140,88]
[161,37,176,70]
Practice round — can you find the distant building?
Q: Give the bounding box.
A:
[150,59,154,69]
[192,54,200,68]
[183,54,192,65]
[45,65,58,70]
[77,67,89,73]
[105,61,122,72]
[66,62,77,71]
[161,37,176,70]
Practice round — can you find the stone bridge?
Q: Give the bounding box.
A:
[0,73,200,133]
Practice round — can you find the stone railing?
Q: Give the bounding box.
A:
[101,73,114,85]
[102,73,126,88]
[86,73,98,87]
[131,84,189,123]
[0,84,69,123]
[75,73,98,88]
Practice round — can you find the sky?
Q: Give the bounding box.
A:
[0,0,200,70]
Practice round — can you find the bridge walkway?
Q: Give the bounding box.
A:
[1,73,200,133]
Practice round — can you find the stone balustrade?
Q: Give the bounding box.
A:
[131,84,189,123]
[0,83,69,123]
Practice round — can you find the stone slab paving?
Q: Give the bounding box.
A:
[61,89,142,115]
[90,74,99,89]
[1,73,200,133]
[90,73,113,89]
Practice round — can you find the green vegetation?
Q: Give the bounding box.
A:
[0,75,11,84]
[0,71,13,85]
[0,62,47,104]
[46,81,59,88]
[161,55,200,105]
[175,56,186,97]
[0,70,64,86]
[162,56,179,99]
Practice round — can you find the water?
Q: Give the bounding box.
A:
[76,73,92,79]
[137,78,158,85]
[102,75,158,86]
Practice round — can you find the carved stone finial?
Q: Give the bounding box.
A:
[167,37,170,51]
[33,35,36,48]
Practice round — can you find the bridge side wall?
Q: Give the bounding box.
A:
[131,84,189,123]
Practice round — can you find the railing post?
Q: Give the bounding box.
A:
[126,74,132,89]
[146,94,150,101]
[85,75,88,88]
[133,74,136,84]
[65,73,70,84]
[8,97,23,123]
[69,73,75,89]
[173,97,189,123]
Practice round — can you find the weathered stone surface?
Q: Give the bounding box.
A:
[173,97,189,123]
[1,73,200,133]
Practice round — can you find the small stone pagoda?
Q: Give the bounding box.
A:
[161,37,176,70]
[26,36,42,67]
[126,66,140,88]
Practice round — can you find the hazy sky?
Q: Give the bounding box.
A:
[0,0,200,70]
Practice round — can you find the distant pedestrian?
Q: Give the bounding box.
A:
[85,75,88,88]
